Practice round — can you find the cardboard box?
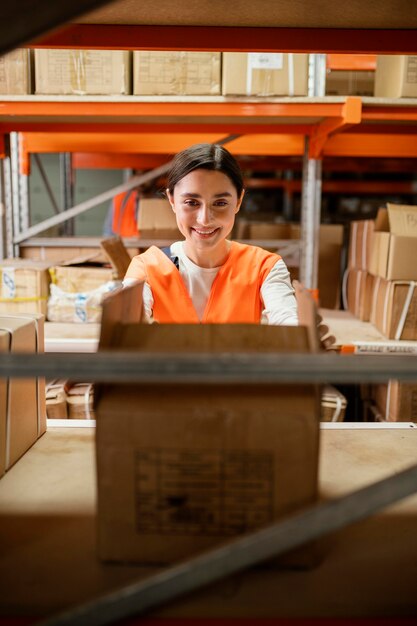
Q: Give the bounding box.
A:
[0,259,51,316]
[343,268,374,321]
[46,380,68,419]
[133,51,221,95]
[370,276,417,340]
[67,383,95,420]
[374,55,417,98]
[325,70,374,96]
[0,49,32,94]
[137,198,182,240]
[222,53,308,96]
[290,224,344,310]
[369,204,417,281]
[50,254,115,293]
[95,321,320,564]
[372,381,417,422]
[0,315,46,475]
[347,219,375,271]
[35,49,131,95]
[321,385,347,422]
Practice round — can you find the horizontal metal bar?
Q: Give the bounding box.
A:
[39,462,417,626]
[13,163,173,244]
[2,352,417,383]
[30,25,417,54]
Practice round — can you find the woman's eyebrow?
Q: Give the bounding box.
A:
[180,192,232,198]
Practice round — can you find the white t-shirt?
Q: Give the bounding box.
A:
[124,241,298,325]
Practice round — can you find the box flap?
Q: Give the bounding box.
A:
[100,236,132,279]
[374,208,389,232]
[58,252,105,267]
[387,203,417,237]
[138,199,178,230]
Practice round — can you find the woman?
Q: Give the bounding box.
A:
[124,143,298,325]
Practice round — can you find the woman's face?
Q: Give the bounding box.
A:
[167,169,243,254]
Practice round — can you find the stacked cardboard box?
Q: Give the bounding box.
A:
[0,49,32,94]
[321,385,347,422]
[374,55,417,98]
[0,259,51,316]
[46,381,94,420]
[344,218,375,321]
[369,204,417,340]
[222,53,308,96]
[47,255,119,323]
[326,70,374,96]
[367,382,417,423]
[133,51,221,95]
[137,198,182,240]
[34,49,131,95]
[0,314,47,477]
[94,286,321,564]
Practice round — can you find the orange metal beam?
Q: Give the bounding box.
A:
[0,135,5,158]
[29,24,417,54]
[324,134,417,158]
[309,97,362,158]
[362,106,417,123]
[72,153,171,170]
[326,55,377,71]
[0,100,348,119]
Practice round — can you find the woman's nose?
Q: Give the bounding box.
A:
[196,204,212,225]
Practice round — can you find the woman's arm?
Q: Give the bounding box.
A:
[260,259,299,325]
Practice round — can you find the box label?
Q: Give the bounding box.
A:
[248,53,283,70]
[135,448,274,535]
[1,268,16,299]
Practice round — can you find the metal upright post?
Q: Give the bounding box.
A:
[10,132,22,255]
[0,160,5,260]
[2,138,17,258]
[299,54,326,292]
[60,152,75,235]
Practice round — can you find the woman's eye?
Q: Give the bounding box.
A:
[214,201,228,207]
[184,200,199,207]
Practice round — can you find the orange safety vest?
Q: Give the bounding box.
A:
[111,190,139,238]
[125,241,281,323]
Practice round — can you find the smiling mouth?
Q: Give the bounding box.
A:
[192,227,219,237]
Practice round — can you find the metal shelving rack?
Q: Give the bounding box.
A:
[1,2,417,624]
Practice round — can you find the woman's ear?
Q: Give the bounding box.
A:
[235,189,245,214]
[166,189,175,212]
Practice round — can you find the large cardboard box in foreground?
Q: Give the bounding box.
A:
[35,49,131,95]
[95,321,320,564]
[138,198,182,240]
[0,49,32,94]
[369,204,417,281]
[374,55,417,98]
[0,259,51,316]
[0,314,46,476]
[222,53,308,96]
[133,51,221,95]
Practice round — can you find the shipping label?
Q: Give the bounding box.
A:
[135,448,274,535]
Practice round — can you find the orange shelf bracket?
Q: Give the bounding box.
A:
[309,96,362,159]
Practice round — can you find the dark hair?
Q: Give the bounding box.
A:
[167,143,244,197]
